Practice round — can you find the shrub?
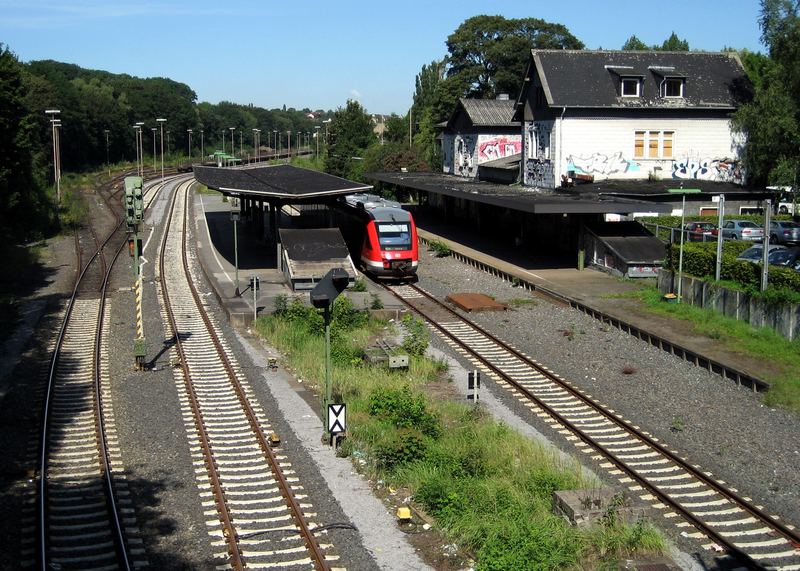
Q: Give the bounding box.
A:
[476,517,582,571]
[428,239,452,257]
[401,314,429,356]
[351,278,368,292]
[374,428,427,470]
[415,475,465,518]
[367,385,440,437]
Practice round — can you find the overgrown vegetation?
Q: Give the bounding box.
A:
[616,284,800,413]
[428,239,452,258]
[255,300,665,569]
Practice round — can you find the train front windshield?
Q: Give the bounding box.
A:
[376,222,412,251]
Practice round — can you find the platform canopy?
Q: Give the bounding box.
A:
[194,165,372,200]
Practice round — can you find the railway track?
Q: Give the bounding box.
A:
[387,281,800,570]
[30,175,175,569]
[155,178,340,570]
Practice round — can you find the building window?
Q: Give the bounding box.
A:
[634,130,674,159]
[662,78,684,98]
[621,78,640,97]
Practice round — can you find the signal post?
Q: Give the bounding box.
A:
[124,176,147,369]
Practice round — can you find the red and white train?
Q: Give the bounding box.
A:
[334,193,418,279]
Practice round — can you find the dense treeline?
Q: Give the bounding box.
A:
[0,48,328,242]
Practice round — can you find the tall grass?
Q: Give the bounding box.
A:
[254,302,666,569]
[621,285,800,412]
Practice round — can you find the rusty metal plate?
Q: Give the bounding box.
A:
[445,293,507,312]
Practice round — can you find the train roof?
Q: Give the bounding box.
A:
[343,193,412,223]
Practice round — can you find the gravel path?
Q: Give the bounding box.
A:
[414,247,800,568]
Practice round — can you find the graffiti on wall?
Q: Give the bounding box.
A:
[671,156,744,184]
[567,152,641,175]
[525,159,554,188]
[478,136,521,161]
[455,135,475,177]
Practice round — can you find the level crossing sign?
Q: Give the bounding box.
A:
[327,404,346,435]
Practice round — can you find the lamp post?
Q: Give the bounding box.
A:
[135,122,145,176]
[252,129,259,163]
[667,187,701,303]
[187,128,192,160]
[151,128,157,173]
[200,129,204,163]
[133,125,141,177]
[222,129,226,155]
[230,127,235,158]
[156,118,166,179]
[323,118,331,145]
[166,130,171,155]
[46,110,61,210]
[273,130,278,159]
[239,130,243,158]
[315,125,320,156]
[287,130,291,162]
[104,129,110,177]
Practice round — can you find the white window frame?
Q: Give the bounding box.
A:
[621,77,640,97]
[662,78,684,98]
[634,130,675,159]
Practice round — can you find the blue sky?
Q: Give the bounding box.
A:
[1,1,766,115]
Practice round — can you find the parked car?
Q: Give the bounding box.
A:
[767,247,800,271]
[719,219,764,241]
[768,220,800,245]
[683,221,717,242]
[736,244,786,264]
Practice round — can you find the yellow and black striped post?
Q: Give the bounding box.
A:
[132,229,147,369]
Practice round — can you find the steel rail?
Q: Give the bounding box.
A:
[158,178,246,570]
[416,235,769,392]
[37,174,174,570]
[38,218,127,570]
[390,281,800,570]
[176,182,331,570]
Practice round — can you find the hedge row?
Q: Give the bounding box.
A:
[665,242,800,299]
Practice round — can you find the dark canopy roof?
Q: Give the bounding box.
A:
[446,98,519,129]
[194,165,371,200]
[516,49,751,114]
[365,172,672,215]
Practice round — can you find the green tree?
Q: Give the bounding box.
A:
[444,15,584,100]
[362,141,429,173]
[324,100,375,180]
[383,114,408,144]
[660,32,690,51]
[0,44,51,240]
[733,0,800,188]
[621,35,649,50]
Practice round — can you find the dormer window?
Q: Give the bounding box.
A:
[663,78,684,98]
[621,77,640,97]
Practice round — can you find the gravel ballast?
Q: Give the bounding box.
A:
[413,247,800,567]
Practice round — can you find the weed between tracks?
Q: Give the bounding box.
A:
[255,296,665,570]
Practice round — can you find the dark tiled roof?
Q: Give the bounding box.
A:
[194,165,371,199]
[528,50,751,110]
[365,171,672,215]
[453,98,519,127]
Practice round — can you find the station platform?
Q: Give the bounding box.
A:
[192,191,404,328]
[193,189,777,385]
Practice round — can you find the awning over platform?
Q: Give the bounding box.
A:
[365,171,672,215]
[194,165,372,200]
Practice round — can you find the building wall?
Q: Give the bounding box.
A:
[523,115,745,189]
[443,131,522,178]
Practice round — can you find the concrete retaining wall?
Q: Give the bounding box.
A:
[658,269,800,340]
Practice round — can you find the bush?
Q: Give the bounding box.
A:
[415,475,465,518]
[428,239,452,257]
[476,517,582,571]
[367,385,440,437]
[401,314,429,356]
[374,428,428,470]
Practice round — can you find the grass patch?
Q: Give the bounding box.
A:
[254,298,666,569]
[194,183,220,195]
[619,285,800,412]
